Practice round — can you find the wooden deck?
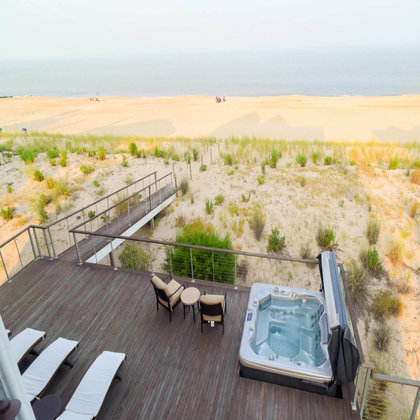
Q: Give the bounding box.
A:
[1,259,359,420]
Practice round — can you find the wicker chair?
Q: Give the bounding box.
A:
[199,293,227,334]
[151,275,185,321]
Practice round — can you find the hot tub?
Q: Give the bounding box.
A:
[239,283,333,387]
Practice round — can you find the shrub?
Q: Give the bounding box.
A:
[345,260,366,301]
[360,247,383,275]
[268,149,281,168]
[97,146,107,160]
[205,199,214,215]
[47,146,60,159]
[316,225,338,250]
[129,142,138,156]
[200,164,207,172]
[409,201,419,218]
[388,239,404,265]
[180,177,189,195]
[121,155,129,167]
[34,197,48,224]
[267,227,286,253]
[0,207,14,220]
[311,151,320,164]
[214,194,224,205]
[163,221,235,284]
[249,206,265,240]
[241,192,251,202]
[324,156,333,165]
[296,154,307,167]
[18,148,38,164]
[366,217,380,245]
[80,164,94,174]
[371,290,402,321]
[257,175,265,185]
[184,151,192,164]
[410,168,420,185]
[388,157,399,170]
[374,324,392,351]
[33,169,44,182]
[172,153,180,162]
[224,153,234,165]
[192,148,199,161]
[118,244,150,270]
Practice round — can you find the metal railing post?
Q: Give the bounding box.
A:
[351,366,363,411]
[42,229,52,260]
[190,248,194,282]
[48,227,57,259]
[130,241,135,271]
[110,241,117,270]
[33,228,41,258]
[28,227,37,260]
[73,232,82,265]
[66,218,72,247]
[148,186,152,212]
[148,243,154,276]
[91,235,98,264]
[0,249,10,283]
[14,239,23,269]
[234,254,237,285]
[410,387,420,420]
[212,251,215,281]
[169,246,173,278]
[127,198,131,226]
[359,366,372,418]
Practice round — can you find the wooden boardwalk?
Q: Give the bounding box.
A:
[1,259,359,420]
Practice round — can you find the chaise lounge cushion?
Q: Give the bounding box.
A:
[10,328,45,363]
[200,294,225,322]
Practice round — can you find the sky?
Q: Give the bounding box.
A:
[1,0,420,61]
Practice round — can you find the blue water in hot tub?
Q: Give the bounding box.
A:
[251,296,326,367]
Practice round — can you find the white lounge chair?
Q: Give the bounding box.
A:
[22,337,79,401]
[57,351,126,420]
[10,328,46,363]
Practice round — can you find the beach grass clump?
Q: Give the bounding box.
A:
[200,164,207,172]
[299,242,312,260]
[33,169,44,182]
[93,180,100,187]
[192,148,199,161]
[59,151,67,167]
[121,155,129,167]
[257,175,265,185]
[87,150,96,158]
[18,148,38,164]
[311,151,320,164]
[267,227,286,253]
[324,156,333,166]
[316,225,338,250]
[172,153,180,162]
[296,154,307,167]
[205,199,214,215]
[136,149,146,158]
[184,151,192,164]
[214,194,224,205]
[387,238,404,265]
[129,142,138,156]
[80,164,95,175]
[241,192,251,202]
[47,146,59,160]
[33,194,49,224]
[228,201,239,217]
[118,243,150,271]
[249,206,265,240]
[388,157,399,170]
[180,177,189,195]
[46,177,55,189]
[374,323,393,351]
[97,146,107,160]
[371,290,402,321]
[224,153,234,166]
[360,247,383,275]
[410,168,420,185]
[268,148,281,168]
[6,184,12,194]
[366,217,380,245]
[345,260,366,302]
[364,382,388,420]
[0,207,14,221]
[409,201,419,218]
[297,175,306,187]
[175,214,187,227]
[163,219,235,284]
[49,158,56,166]
[88,210,96,219]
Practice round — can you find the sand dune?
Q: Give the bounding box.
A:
[1,95,420,142]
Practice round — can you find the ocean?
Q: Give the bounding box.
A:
[0,47,419,97]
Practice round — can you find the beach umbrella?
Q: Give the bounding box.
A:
[0,316,35,420]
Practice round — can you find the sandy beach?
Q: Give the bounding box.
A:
[1,95,420,142]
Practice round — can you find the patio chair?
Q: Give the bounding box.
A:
[151,275,185,321]
[199,293,227,334]
[22,337,79,401]
[57,351,126,420]
[10,328,46,364]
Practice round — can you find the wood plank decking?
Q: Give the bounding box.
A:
[0,259,359,420]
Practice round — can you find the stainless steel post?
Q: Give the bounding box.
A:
[73,232,82,265]
[42,229,52,260]
[212,251,215,281]
[110,241,117,270]
[169,246,173,278]
[127,198,131,226]
[28,227,37,260]
[33,228,41,258]
[0,249,10,283]
[351,366,363,411]
[359,367,371,418]
[14,239,23,269]
[48,227,57,259]
[91,235,98,264]
[410,387,420,420]
[190,248,194,282]
[66,218,72,247]
[148,243,154,276]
